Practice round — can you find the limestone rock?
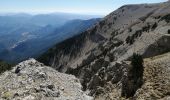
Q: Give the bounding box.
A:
[0,58,93,100]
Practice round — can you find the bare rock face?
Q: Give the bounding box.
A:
[0,58,93,100]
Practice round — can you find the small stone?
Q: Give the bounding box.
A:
[60,87,64,91]
[23,95,35,100]
[47,84,55,90]
[13,93,19,98]
[46,89,60,97]
[15,67,21,74]
[38,72,47,79]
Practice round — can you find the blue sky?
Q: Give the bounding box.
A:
[0,0,168,15]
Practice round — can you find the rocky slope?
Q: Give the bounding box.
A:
[0,59,92,100]
[38,1,170,99]
[39,1,170,71]
[95,52,170,100]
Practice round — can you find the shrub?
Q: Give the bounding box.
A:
[128,28,132,32]
[108,53,115,61]
[121,53,144,98]
[126,35,135,45]
[154,16,161,19]
[99,20,105,28]
[113,17,117,21]
[142,24,151,32]
[126,30,143,45]
[108,23,112,28]
[131,53,144,79]
[135,30,142,37]
[0,60,13,74]
[151,22,158,31]
[161,14,170,23]
[126,36,131,44]
[122,9,125,13]
[168,29,170,34]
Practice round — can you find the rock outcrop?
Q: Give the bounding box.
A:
[0,59,92,100]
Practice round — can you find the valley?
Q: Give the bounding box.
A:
[0,13,100,62]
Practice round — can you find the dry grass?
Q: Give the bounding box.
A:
[135,52,170,99]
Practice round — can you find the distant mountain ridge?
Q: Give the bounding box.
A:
[0,17,100,63]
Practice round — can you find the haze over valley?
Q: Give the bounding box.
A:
[0,13,101,62]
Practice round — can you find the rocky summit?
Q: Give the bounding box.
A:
[0,59,92,100]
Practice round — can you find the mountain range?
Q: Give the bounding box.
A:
[0,13,101,62]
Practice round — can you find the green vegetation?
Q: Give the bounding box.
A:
[131,53,144,80]
[126,30,142,45]
[108,23,112,28]
[126,36,133,44]
[154,16,161,19]
[161,14,170,23]
[151,22,158,31]
[2,91,13,99]
[128,28,132,32]
[142,24,151,32]
[168,29,170,34]
[122,9,125,13]
[126,23,154,45]
[113,17,117,21]
[0,60,13,74]
[122,53,144,98]
[99,20,105,28]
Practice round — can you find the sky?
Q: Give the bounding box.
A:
[0,0,168,15]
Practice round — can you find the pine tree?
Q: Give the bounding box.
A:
[121,53,144,98]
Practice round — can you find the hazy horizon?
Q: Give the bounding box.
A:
[0,12,104,17]
[0,0,168,16]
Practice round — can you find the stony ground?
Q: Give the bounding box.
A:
[0,59,92,100]
[134,52,170,100]
[95,52,170,100]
